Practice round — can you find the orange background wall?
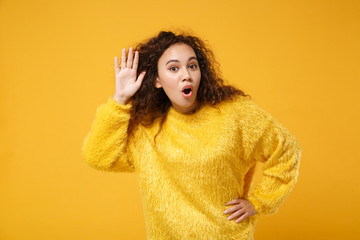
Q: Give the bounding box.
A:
[1,0,359,239]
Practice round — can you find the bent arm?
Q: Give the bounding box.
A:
[246,117,302,216]
[81,97,135,172]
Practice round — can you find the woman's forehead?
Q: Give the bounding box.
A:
[160,43,197,63]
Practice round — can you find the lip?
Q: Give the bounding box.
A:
[181,85,193,98]
[181,85,193,92]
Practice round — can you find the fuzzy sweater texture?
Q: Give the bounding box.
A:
[81,94,301,240]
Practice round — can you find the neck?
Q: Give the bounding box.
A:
[172,101,201,114]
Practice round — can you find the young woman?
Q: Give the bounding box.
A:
[82,30,301,239]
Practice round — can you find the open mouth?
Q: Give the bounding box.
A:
[182,86,193,97]
[183,88,191,94]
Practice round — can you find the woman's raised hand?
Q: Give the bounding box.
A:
[113,47,146,105]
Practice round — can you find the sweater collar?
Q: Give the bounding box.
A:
[167,103,212,123]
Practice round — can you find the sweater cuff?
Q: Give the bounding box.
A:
[106,96,132,113]
[246,195,263,216]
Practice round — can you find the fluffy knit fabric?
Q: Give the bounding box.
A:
[81,94,301,240]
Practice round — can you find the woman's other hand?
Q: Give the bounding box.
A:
[224,198,257,223]
[113,47,146,105]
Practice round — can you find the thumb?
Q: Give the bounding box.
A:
[136,71,146,86]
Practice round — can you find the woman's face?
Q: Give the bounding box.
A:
[155,43,201,114]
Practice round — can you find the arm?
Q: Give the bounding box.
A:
[81,97,135,172]
[246,112,302,216]
[81,47,146,172]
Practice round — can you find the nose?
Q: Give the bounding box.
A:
[182,67,192,82]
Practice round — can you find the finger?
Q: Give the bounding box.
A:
[132,50,139,70]
[235,212,249,223]
[115,56,120,73]
[121,48,126,69]
[136,71,146,86]
[227,209,245,221]
[126,47,133,68]
[225,198,241,206]
[224,204,241,214]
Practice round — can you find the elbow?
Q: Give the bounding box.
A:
[293,137,302,169]
[81,137,111,171]
[82,146,105,171]
[82,150,116,172]
[81,140,135,173]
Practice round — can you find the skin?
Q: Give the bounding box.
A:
[224,198,258,223]
[114,46,257,223]
[155,42,201,114]
[113,47,146,105]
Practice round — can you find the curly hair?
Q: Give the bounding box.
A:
[128,30,251,143]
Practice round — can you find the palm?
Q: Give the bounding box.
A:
[114,47,146,103]
[115,67,139,97]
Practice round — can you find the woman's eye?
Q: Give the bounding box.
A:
[189,64,197,69]
[169,65,197,71]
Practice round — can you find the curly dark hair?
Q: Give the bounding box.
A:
[129,30,251,143]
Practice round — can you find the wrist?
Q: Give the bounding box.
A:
[113,95,129,105]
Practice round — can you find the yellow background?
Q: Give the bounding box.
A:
[1,0,359,239]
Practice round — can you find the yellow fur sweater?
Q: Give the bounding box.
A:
[81,95,301,240]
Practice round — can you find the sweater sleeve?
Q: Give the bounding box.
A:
[246,107,302,216]
[81,96,135,173]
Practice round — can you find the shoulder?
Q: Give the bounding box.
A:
[232,96,301,148]
[217,94,273,124]
[216,95,280,143]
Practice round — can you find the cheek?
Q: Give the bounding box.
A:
[195,72,201,85]
[166,81,178,91]
[161,75,177,87]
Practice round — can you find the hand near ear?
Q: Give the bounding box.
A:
[224,198,257,223]
[113,47,146,105]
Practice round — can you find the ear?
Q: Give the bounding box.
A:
[155,76,162,88]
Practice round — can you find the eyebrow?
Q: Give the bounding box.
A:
[165,56,198,66]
